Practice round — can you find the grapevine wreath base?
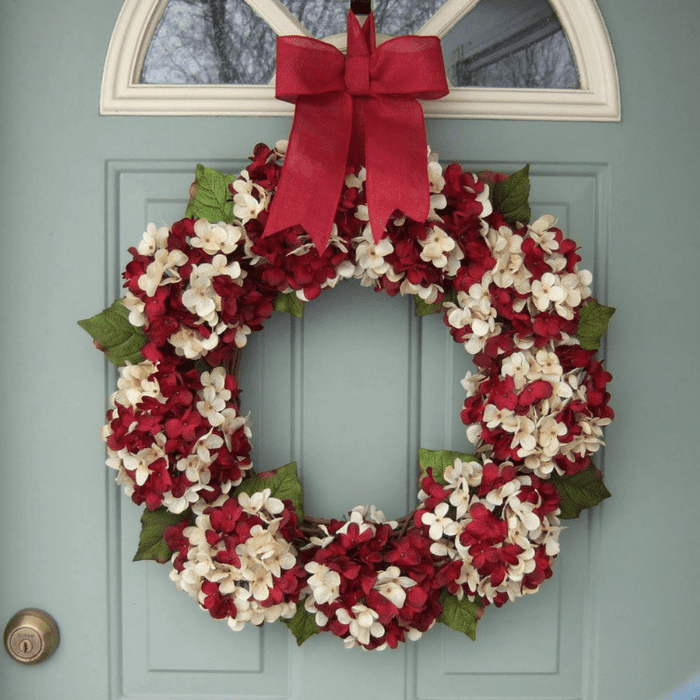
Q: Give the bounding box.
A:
[80,141,614,650]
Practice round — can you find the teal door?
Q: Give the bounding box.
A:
[1,1,699,699]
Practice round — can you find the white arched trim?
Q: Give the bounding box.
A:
[100,0,620,121]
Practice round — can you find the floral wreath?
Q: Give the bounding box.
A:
[80,141,614,650]
[80,11,614,651]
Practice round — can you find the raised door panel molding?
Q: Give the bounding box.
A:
[107,161,297,699]
[414,162,609,700]
[101,0,620,120]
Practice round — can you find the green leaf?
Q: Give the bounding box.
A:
[490,165,531,225]
[550,462,612,519]
[195,359,212,374]
[418,448,479,486]
[576,300,616,350]
[274,291,305,317]
[185,164,235,223]
[133,508,189,563]
[414,289,457,316]
[234,462,304,522]
[438,591,481,641]
[78,298,147,366]
[281,602,321,646]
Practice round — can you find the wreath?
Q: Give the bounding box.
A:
[80,142,613,650]
[79,11,614,651]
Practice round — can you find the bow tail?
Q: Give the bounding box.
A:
[364,98,430,243]
[263,93,354,250]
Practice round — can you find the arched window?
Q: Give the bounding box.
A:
[101,0,619,120]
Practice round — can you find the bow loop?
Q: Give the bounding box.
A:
[275,36,345,101]
[264,11,449,250]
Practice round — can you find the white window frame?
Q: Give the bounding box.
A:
[100,0,620,121]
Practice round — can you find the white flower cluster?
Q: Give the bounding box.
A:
[124,220,252,359]
[170,489,298,630]
[444,217,593,355]
[420,459,561,606]
[462,339,611,477]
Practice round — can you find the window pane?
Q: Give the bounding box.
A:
[443,0,580,89]
[277,0,446,38]
[140,0,580,89]
[141,0,277,84]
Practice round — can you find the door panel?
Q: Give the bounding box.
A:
[2,1,700,700]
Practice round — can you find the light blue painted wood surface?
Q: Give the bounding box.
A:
[1,1,699,699]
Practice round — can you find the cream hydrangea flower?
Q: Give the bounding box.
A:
[196,253,242,281]
[163,484,205,514]
[527,215,559,253]
[121,291,146,327]
[196,385,227,427]
[122,432,167,487]
[112,360,160,408]
[306,562,342,605]
[200,366,229,397]
[176,452,211,484]
[443,458,482,490]
[420,226,456,268]
[536,415,568,456]
[445,282,497,339]
[422,502,460,541]
[336,605,384,648]
[191,219,228,255]
[137,223,169,255]
[169,325,219,359]
[345,166,366,190]
[238,488,284,518]
[354,225,394,279]
[488,225,531,291]
[220,408,250,452]
[427,151,445,193]
[374,566,416,607]
[531,348,563,382]
[483,404,518,431]
[399,278,441,304]
[138,248,188,297]
[232,175,269,222]
[258,538,296,578]
[194,430,223,465]
[501,351,530,389]
[531,272,567,313]
[448,487,478,521]
[182,267,220,319]
[508,415,537,456]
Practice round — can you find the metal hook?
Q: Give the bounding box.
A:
[350,0,372,16]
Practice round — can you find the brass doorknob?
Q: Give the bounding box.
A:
[4,609,60,665]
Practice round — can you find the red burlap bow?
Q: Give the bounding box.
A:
[262,11,449,250]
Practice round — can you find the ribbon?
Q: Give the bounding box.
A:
[263,11,449,250]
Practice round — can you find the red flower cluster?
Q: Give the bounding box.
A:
[105,358,251,511]
[302,513,448,649]
[415,463,560,608]
[461,334,614,476]
[165,494,306,623]
[239,144,361,302]
[123,217,278,367]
